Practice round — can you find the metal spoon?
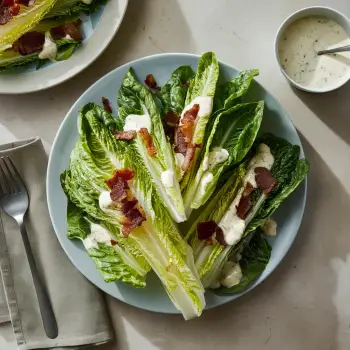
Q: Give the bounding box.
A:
[318,45,350,55]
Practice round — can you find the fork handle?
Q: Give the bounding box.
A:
[19,220,58,339]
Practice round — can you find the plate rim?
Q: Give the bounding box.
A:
[47,52,307,314]
[0,0,129,94]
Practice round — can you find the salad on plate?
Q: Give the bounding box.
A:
[60,52,309,320]
[0,0,108,72]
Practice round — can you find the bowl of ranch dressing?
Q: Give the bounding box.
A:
[275,7,350,92]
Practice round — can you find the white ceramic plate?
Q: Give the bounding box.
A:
[0,0,128,94]
[47,53,307,314]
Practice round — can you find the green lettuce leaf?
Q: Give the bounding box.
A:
[179,52,219,190]
[67,200,148,286]
[0,0,58,51]
[63,103,205,319]
[215,232,271,294]
[188,134,308,288]
[158,65,195,116]
[213,69,259,113]
[117,68,186,223]
[0,38,80,72]
[183,102,263,213]
[45,0,108,18]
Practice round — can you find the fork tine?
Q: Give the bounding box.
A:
[3,157,23,193]
[0,158,12,195]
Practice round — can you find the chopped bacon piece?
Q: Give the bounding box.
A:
[12,31,45,55]
[164,111,179,126]
[215,227,227,246]
[197,221,217,240]
[181,104,199,141]
[9,3,19,15]
[121,198,138,215]
[181,143,196,172]
[102,97,112,113]
[174,130,187,156]
[116,168,135,181]
[255,167,278,195]
[111,239,118,246]
[197,221,226,246]
[122,208,146,237]
[113,130,136,141]
[236,194,252,219]
[144,74,160,89]
[243,182,254,196]
[110,177,128,202]
[51,20,83,41]
[0,7,11,25]
[139,128,157,156]
[3,0,14,5]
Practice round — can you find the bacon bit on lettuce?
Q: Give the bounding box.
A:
[255,167,278,195]
[110,177,129,202]
[9,3,19,15]
[174,130,187,156]
[105,168,134,189]
[144,74,160,90]
[122,208,146,237]
[139,128,157,156]
[106,168,146,237]
[102,97,112,113]
[12,31,45,55]
[215,227,227,246]
[181,143,197,172]
[113,130,136,141]
[51,19,83,41]
[164,111,180,126]
[181,104,199,141]
[197,220,226,245]
[236,194,252,219]
[110,239,118,246]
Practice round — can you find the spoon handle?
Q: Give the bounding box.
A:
[318,45,350,55]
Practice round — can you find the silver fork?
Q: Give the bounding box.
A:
[0,156,58,339]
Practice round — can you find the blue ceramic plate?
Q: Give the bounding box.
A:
[0,0,128,94]
[47,53,307,314]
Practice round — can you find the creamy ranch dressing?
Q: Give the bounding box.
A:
[203,147,229,171]
[180,96,213,124]
[99,191,117,214]
[124,106,151,132]
[38,31,57,61]
[278,16,350,89]
[161,170,175,188]
[219,144,274,246]
[219,261,243,288]
[83,223,113,250]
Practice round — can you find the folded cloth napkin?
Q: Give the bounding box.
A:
[0,138,114,350]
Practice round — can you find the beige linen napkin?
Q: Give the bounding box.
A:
[0,138,113,350]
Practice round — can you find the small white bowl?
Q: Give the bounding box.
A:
[275,6,350,93]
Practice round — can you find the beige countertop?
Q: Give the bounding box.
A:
[1,0,350,349]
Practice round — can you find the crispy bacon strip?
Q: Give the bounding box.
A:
[197,220,226,246]
[111,239,118,246]
[215,227,227,246]
[110,177,128,202]
[51,19,83,41]
[181,104,199,141]
[181,143,200,172]
[105,168,134,189]
[12,31,45,55]
[255,167,278,195]
[139,128,157,156]
[236,194,252,219]
[102,97,112,113]
[144,74,160,89]
[113,130,136,141]
[174,130,187,156]
[122,208,146,237]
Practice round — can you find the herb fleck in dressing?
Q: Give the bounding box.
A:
[278,16,350,89]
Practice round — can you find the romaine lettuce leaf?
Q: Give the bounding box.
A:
[179,52,219,190]
[45,0,107,18]
[213,69,259,113]
[188,135,308,288]
[215,232,271,294]
[117,68,186,223]
[0,38,80,72]
[158,65,195,116]
[183,102,263,213]
[67,200,148,286]
[0,0,58,52]
[63,103,205,319]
